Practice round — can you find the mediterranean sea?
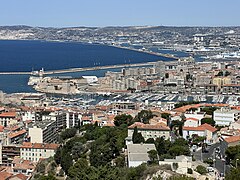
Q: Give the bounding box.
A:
[0,40,175,93]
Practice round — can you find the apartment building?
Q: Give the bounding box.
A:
[20,142,59,162]
[128,122,170,141]
[213,108,240,126]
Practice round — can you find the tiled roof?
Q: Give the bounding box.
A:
[0,112,16,118]
[0,172,12,180]
[8,174,28,180]
[21,142,59,150]
[224,136,240,143]
[200,123,217,132]
[174,103,228,112]
[128,122,170,131]
[8,129,27,139]
[185,118,199,122]
[183,123,217,133]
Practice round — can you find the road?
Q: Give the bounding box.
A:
[193,143,230,176]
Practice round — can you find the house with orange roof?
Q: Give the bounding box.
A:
[11,157,36,177]
[81,115,92,125]
[0,112,17,127]
[128,122,170,142]
[184,118,200,127]
[7,129,27,144]
[7,173,28,180]
[0,172,12,180]
[184,111,205,122]
[182,123,218,144]
[220,135,240,155]
[20,142,59,162]
[149,116,168,126]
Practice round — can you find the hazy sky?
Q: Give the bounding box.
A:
[1,0,240,27]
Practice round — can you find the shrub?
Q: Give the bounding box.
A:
[187,168,193,174]
[196,165,207,175]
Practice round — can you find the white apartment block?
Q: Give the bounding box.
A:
[214,108,240,126]
[20,142,59,162]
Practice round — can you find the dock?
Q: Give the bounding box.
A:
[0,61,157,75]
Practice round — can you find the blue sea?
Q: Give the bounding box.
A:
[0,40,176,93]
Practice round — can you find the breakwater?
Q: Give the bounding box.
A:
[0,61,156,75]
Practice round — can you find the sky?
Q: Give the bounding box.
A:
[1,0,240,27]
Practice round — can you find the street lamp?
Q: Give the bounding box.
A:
[236,159,239,168]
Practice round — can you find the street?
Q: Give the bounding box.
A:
[192,143,230,176]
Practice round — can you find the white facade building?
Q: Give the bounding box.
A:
[214,108,240,126]
[20,142,59,162]
[184,118,200,127]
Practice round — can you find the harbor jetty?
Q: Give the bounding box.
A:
[0,61,158,75]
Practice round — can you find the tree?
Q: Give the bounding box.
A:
[54,147,62,165]
[226,167,240,180]
[201,107,218,115]
[36,163,46,174]
[134,110,154,124]
[225,71,231,76]
[61,153,73,174]
[38,174,57,180]
[169,145,190,156]
[225,145,240,165]
[201,118,215,126]
[132,127,145,144]
[161,113,171,125]
[195,165,207,175]
[60,128,77,140]
[145,138,155,144]
[114,114,133,126]
[71,142,86,161]
[155,137,170,156]
[148,150,158,164]
[171,120,184,136]
[216,71,223,76]
[165,73,169,79]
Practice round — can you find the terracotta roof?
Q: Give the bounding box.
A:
[183,123,217,132]
[185,117,199,122]
[7,174,28,180]
[200,123,217,132]
[82,116,91,121]
[183,126,205,131]
[128,122,170,131]
[8,129,27,139]
[5,125,20,131]
[21,142,59,150]
[103,122,115,127]
[0,172,12,180]
[0,112,16,118]
[174,103,228,113]
[0,125,4,132]
[224,136,240,143]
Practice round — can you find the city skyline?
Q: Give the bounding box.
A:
[1,0,240,27]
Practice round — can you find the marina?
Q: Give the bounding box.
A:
[40,93,240,109]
